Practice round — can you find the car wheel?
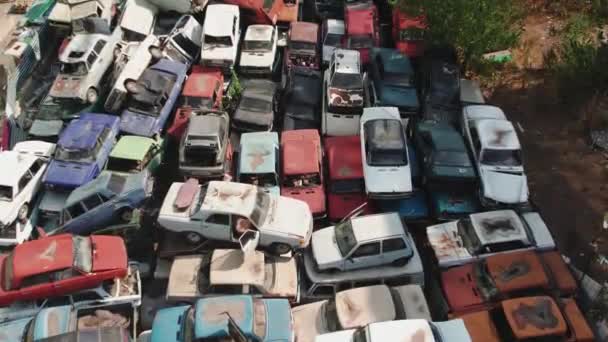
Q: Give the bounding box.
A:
[120,209,133,222]
[149,46,162,60]
[17,204,28,222]
[184,231,203,245]
[269,243,291,255]
[392,257,408,266]
[86,88,98,104]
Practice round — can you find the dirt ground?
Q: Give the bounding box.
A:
[486,13,608,281]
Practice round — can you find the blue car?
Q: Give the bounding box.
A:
[120,59,188,137]
[43,113,120,190]
[56,170,152,235]
[238,132,281,195]
[369,48,420,119]
[150,295,293,342]
[0,316,33,341]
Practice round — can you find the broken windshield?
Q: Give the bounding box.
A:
[481,149,522,167]
[73,235,92,273]
[334,220,357,256]
[55,146,95,163]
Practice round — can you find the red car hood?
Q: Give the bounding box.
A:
[327,192,370,222]
[91,235,128,273]
[281,186,326,216]
[441,263,484,313]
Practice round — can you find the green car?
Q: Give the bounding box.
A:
[105,135,165,175]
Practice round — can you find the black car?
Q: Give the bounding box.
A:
[232,79,277,132]
[421,45,461,123]
[281,68,322,131]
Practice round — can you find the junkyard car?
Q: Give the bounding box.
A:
[285,21,320,71]
[315,319,472,342]
[48,0,113,32]
[413,121,478,220]
[458,296,594,342]
[50,32,120,104]
[344,3,380,65]
[167,249,299,302]
[57,170,152,235]
[392,9,426,58]
[178,111,233,180]
[281,129,326,219]
[24,189,69,234]
[157,180,313,254]
[238,132,280,195]
[43,113,120,190]
[312,213,413,271]
[282,67,322,131]
[167,66,224,140]
[441,250,578,316]
[201,4,241,70]
[461,105,529,207]
[369,48,419,121]
[0,141,55,245]
[360,107,412,199]
[426,210,556,268]
[149,14,202,66]
[106,135,164,175]
[239,24,279,76]
[117,0,158,42]
[233,79,277,132]
[422,46,461,123]
[321,19,345,66]
[0,234,127,306]
[120,59,188,138]
[322,49,367,136]
[292,284,431,342]
[148,295,294,342]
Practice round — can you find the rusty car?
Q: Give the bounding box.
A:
[238,132,281,195]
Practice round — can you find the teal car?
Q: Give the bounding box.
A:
[106,135,164,175]
[0,316,33,341]
[237,132,280,195]
[150,295,293,342]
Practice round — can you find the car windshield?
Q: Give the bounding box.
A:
[474,261,498,301]
[184,144,218,167]
[399,27,425,41]
[60,61,88,76]
[0,186,12,201]
[434,151,471,167]
[283,173,321,188]
[289,41,315,52]
[369,148,407,166]
[383,72,414,88]
[334,220,357,256]
[240,96,272,113]
[1,254,13,291]
[241,173,278,188]
[106,156,142,173]
[54,146,95,163]
[250,190,271,227]
[457,219,482,254]
[348,35,374,49]
[324,33,342,46]
[180,95,214,109]
[330,178,364,194]
[37,97,84,120]
[324,300,341,331]
[73,235,93,273]
[171,33,200,59]
[365,120,408,166]
[205,34,233,47]
[38,209,61,230]
[481,149,522,167]
[352,327,368,342]
[244,40,272,51]
[331,73,362,90]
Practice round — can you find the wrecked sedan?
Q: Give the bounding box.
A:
[426,210,556,268]
[120,59,188,138]
[167,248,299,302]
[233,79,277,132]
[281,68,322,131]
[157,180,313,255]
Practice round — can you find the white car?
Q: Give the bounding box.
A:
[239,24,278,76]
[315,319,472,342]
[292,284,431,342]
[426,210,556,268]
[0,141,55,245]
[49,31,121,104]
[312,213,414,272]
[49,0,113,32]
[118,0,158,42]
[157,180,313,255]
[322,49,368,136]
[321,19,345,66]
[201,4,240,70]
[150,14,202,66]
[461,105,529,207]
[360,107,412,199]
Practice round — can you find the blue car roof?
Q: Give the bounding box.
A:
[417,122,468,152]
[194,296,254,340]
[372,48,413,74]
[65,170,145,208]
[58,113,119,150]
[240,133,278,174]
[263,299,293,341]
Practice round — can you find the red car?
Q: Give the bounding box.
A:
[285,22,320,71]
[344,3,380,65]
[167,66,224,140]
[441,250,577,316]
[0,234,127,306]
[392,10,427,58]
[324,136,373,222]
[281,129,326,220]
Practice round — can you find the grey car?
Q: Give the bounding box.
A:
[232,79,277,132]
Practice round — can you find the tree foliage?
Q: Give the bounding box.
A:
[397,0,523,69]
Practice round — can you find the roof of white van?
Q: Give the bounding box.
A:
[204,4,239,36]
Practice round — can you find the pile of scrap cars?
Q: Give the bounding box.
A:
[0,0,598,340]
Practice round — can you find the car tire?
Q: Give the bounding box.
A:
[17,203,28,223]
[269,243,291,255]
[392,257,408,267]
[120,209,133,222]
[184,231,203,245]
[86,88,98,104]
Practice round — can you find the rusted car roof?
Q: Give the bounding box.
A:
[325,136,364,180]
[459,311,500,342]
[561,297,595,341]
[181,66,222,98]
[335,285,396,329]
[502,296,567,340]
[539,251,577,295]
[345,4,376,36]
[281,129,320,175]
[486,250,549,294]
[210,249,265,287]
[290,22,319,43]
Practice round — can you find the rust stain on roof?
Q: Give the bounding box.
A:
[248,149,271,171]
[496,261,531,283]
[212,186,253,202]
[490,129,513,146]
[511,298,559,330]
[480,218,517,236]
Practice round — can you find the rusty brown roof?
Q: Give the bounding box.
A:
[289,21,318,43]
[486,250,549,294]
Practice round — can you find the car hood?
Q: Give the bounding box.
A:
[44,160,97,189]
[29,119,64,138]
[203,46,236,62]
[120,111,158,137]
[431,190,479,219]
[240,51,274,67]
[91,235,128,272]
[375,190,428,221]
[364,165,412,194]
[479,166,528,204]
[150,306,190,342]
[380,85,419,110]
[49,75,83,98]
[327,192,368,222]
[441,264,484,312]
[281,186,326,216]
[426,221,472,267]
[263,196,312,243]
[0,201,17,226]
[292,300,329,342]
[311,226,343,268]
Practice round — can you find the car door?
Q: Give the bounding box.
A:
[344,241,381,271]
[199,213,231,241]
[381,237,408,264]
[81,193,114,231]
